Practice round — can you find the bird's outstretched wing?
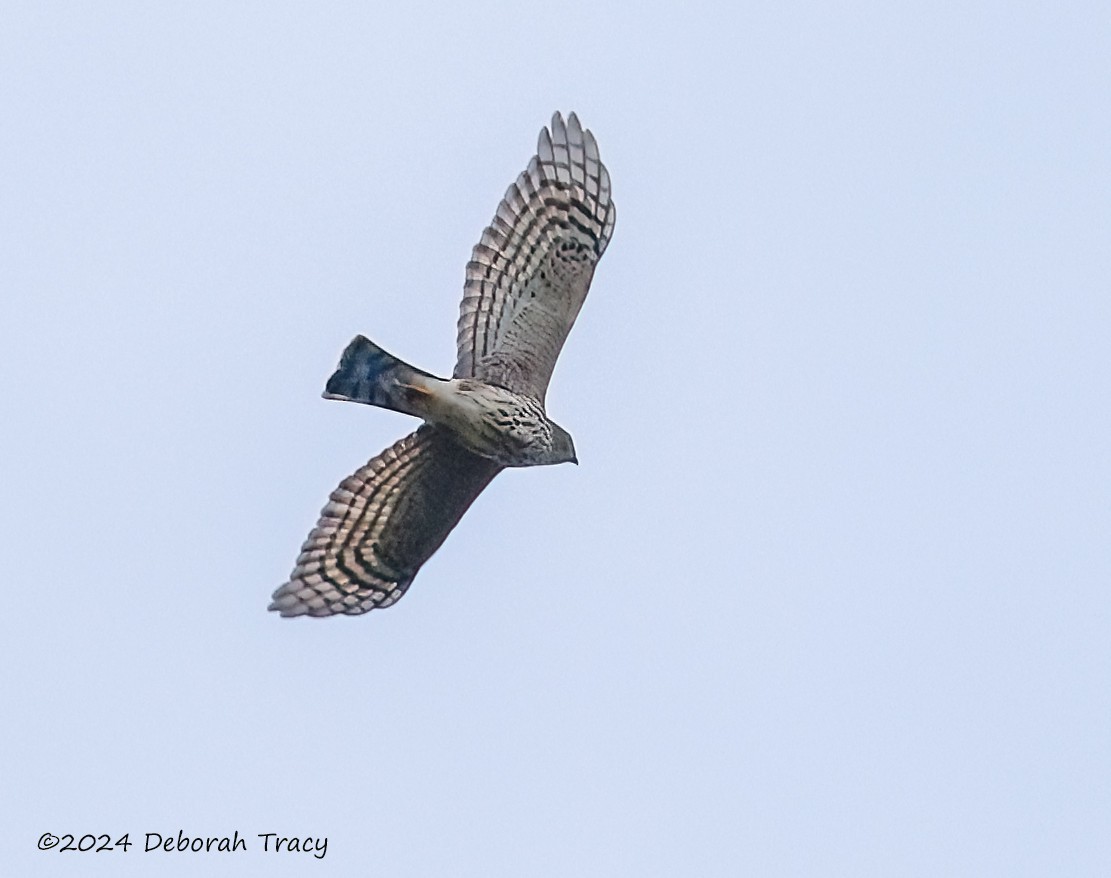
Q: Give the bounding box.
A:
[455,111,616,402]
[270,426,502,617]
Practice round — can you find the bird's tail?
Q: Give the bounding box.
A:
[323,335,439,418]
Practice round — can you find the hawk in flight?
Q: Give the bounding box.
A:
[270,112,615,617]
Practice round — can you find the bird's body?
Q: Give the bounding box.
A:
[420,379,573,468]
[323,335,575,467]
[270,112,614,617]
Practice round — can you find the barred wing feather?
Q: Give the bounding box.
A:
[270,426,502,617]
[455,112,616,401]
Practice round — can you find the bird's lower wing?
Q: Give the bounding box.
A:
[270,425,502,617]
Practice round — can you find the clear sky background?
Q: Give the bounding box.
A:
[3,2,1108,876]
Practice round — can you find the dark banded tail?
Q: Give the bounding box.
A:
[323,335,437,417]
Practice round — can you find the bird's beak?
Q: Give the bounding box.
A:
[571,455,579,465]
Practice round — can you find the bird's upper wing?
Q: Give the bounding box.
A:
[270,426,502,617]
[454,111,616,401]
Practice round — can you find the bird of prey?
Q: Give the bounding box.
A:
[269,112,615,617]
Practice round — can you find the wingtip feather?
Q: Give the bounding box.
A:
[538,125,554,162]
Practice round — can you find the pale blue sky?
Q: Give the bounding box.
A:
[3,2,1109,875]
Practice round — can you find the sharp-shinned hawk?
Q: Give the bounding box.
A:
[270,112,615,617]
